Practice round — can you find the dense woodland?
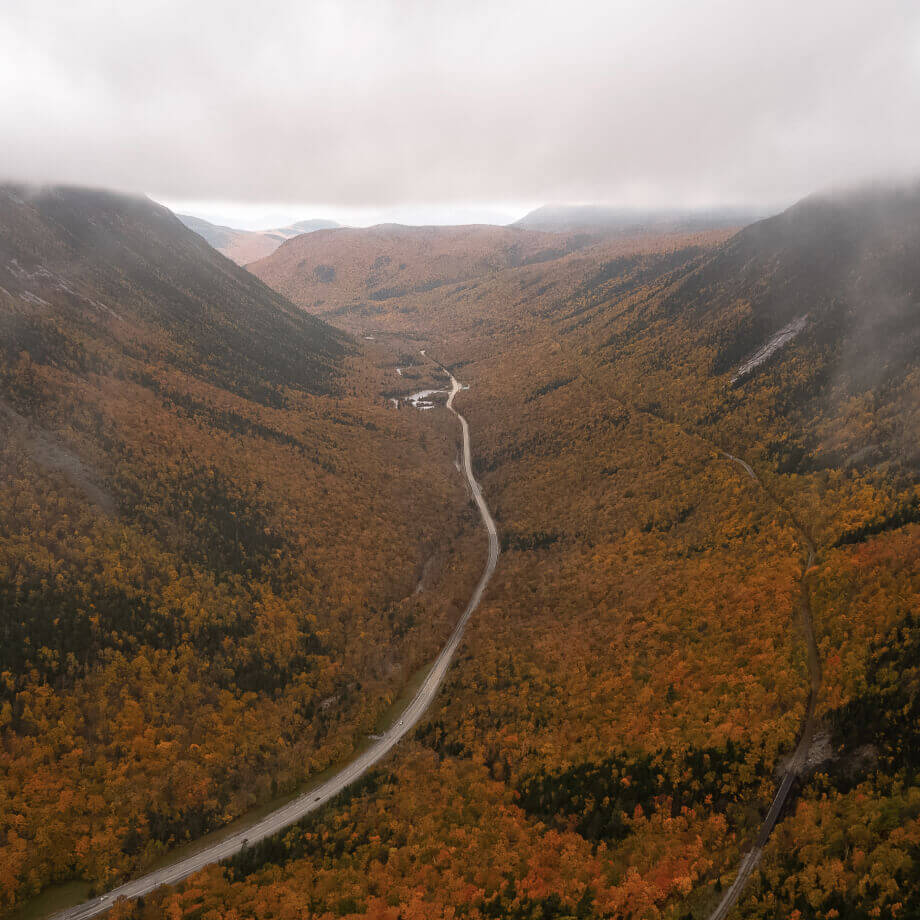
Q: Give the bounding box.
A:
[3,185,920,919]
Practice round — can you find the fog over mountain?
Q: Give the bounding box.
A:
[2,0,919,214]
[514,205,764,233]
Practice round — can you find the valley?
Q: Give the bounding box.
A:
[4,4,919,918]
[2,183,920,920]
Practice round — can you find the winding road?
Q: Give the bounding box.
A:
[48,359,499,920]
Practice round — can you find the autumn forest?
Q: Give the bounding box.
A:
[2,180,920,920]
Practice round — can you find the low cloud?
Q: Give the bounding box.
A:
[2,0,919,211]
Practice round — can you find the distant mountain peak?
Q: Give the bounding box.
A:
[287,218,341,233]
[177,213,341,264]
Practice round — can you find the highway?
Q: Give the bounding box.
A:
[48,358,499,920]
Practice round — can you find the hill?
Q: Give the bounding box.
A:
[2,186,346,403]
[0,185,476,914]
[247,222,600,319]
[414,183,920,919]
[177,213,340,265]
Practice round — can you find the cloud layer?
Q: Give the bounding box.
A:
[2,0,919,210]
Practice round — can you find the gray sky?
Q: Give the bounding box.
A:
[2,0,920,226]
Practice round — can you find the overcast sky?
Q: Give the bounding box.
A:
[2,0,919,227]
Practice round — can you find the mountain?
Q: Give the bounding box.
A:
[689,185,920,385]
[515,203,760,234]
[592,184,920,471]
[0,185,473,914]
[177,213,340,265]
[1,187,346,402]
[247,222,604,319]
[249,219,734,336]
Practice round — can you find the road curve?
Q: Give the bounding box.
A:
[48,360,499,920]
[705,454,822,920]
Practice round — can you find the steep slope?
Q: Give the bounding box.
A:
[3,187,346,405]
[585,184,920,478]
[247,223,599,320]
[0,186,477,915]
[700,185,920,397]
[177,213,340,265]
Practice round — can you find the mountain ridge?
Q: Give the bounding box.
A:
[514,202,762,233]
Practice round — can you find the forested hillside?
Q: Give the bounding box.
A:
[247,223,611,325]
[0,186,479,915]
[110,185,920,920]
